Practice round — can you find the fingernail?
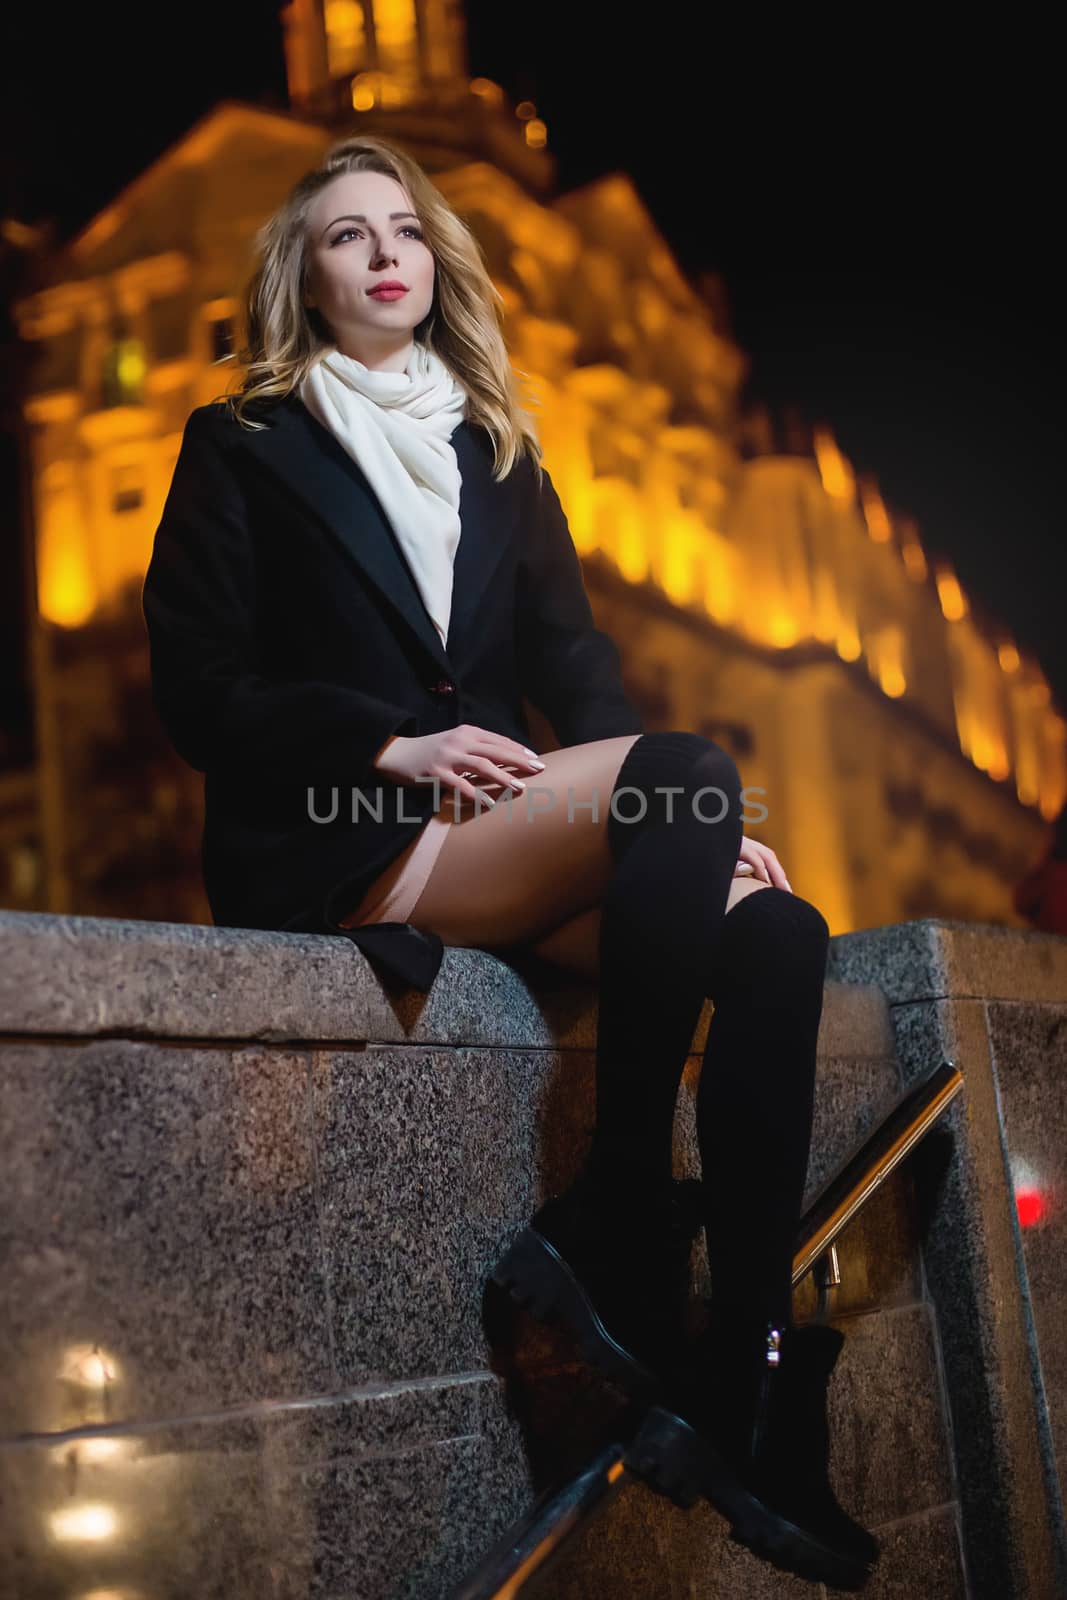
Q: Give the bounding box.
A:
[524,748,539,758]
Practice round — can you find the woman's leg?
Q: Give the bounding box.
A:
[403,731,767,976]
[696,886,830,1331]
[404,734,643,947]
[535,883,827,1332]
[580,731,749,1189]
[487,732,788,1391]
[518,877,773,983]
[410,730,770,1198]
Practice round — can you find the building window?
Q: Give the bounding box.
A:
[325,0,366,76]
[101,337,146,408]
[112,464,144,514]
[210,316,236,364]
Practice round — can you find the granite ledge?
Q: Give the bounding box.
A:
[827,917,1067,1006]
[1,909,894,1055]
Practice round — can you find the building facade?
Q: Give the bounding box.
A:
[5,0,1063,930]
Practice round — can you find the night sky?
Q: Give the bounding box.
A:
[3,5,1063,719]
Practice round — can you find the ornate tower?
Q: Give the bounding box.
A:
[279,0,552,190]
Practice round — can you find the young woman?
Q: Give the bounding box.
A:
[142,133,879,1590]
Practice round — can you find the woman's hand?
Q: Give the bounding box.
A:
[372,726,545,807]
[735,835,793,891]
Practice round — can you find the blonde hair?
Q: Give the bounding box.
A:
[219,132,543,484]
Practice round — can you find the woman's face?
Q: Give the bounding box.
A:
[303,170,435,364]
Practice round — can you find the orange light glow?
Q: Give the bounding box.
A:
[351,72,378,109]
[935,566,968,621]
[835,627,863,663]
[49,1504,118,1543]
[768,612,800,648]
[813,425,856,503]
[859,478,892,542]
[325,0,365,75]
[469,78,505,105]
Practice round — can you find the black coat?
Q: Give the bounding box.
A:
[141,393,644,990]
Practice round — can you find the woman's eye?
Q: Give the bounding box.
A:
[332,226,423,245]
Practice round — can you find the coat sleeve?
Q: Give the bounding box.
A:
[141,407,420,784]
[515,460,645,746]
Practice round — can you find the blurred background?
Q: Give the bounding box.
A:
[1,1,1063,935]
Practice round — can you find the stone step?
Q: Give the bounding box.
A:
[0,1303,964,1600]
[3,909,1028,1597]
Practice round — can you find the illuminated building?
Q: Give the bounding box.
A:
[5,0,1063,929]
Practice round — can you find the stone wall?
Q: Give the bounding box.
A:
[1,909,1064,1596]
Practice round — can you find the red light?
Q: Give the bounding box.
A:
[1016,1188,1046,1227]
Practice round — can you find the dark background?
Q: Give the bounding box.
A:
[3,5,1062,727]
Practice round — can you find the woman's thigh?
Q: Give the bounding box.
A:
[521,877,774,982]
[405,734,642,948]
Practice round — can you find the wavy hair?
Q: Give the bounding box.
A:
[217,132,543,484]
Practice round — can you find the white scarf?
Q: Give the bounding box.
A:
[299,342,469,647]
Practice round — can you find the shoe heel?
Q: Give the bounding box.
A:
[626,1405,767,1527]
[490,1227,660,1396]
[624,1405,715,1509]
[490,1228,561,1321]
[627,1411,873,1591]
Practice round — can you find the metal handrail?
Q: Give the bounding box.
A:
[792,1058,963,1284]
[451,1443,630,1600]
[452,1057,964,1599]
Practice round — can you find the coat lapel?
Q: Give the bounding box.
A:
[236,393,516,676]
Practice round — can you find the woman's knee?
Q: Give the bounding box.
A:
[605,731,743,865]
[608,728,741,817]
[718,887,830,980]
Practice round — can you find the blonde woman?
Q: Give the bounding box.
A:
[142,133,879,1590]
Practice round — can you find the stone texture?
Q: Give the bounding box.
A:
[0,1373,527,1600]
[985,999,1067,1522]
[827,916,1067,1006]
[885,996,1066,1598]
[830,918,1067,1600]
[5,907,1064,1597]
[313,1043,556,1386]
[312,1027,910,1388]
[801,1050,903,1200]
[826,1303,955,1527]
[861,1505,967,1599]
[522,1473,827,1600]
[0,908,571,1050]
[0,909,896,1059]
[0,1039,333,1433]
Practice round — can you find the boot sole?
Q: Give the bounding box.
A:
[624,1405,876,1591]
[490,1226,663,1400]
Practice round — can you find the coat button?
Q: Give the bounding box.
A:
[431,678,456,694]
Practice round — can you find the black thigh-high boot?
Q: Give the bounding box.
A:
[697,884,829,1330]
[587,730,745,1188]
[627,888,881,1588]
[491,732,746,1393]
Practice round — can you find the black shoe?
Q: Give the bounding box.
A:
[625,1312,881,1592]
[490,1167,706,1399]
